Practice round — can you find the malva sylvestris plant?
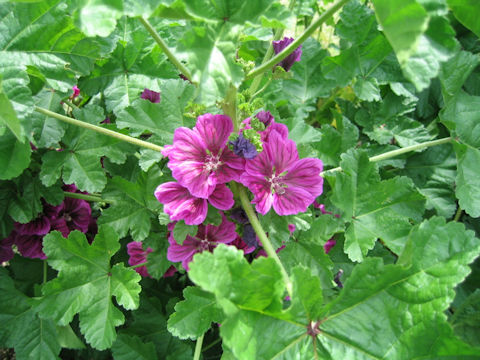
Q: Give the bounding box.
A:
[1,0,480,359]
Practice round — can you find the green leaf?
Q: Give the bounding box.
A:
[403,143,457,218]
[0,268,61,360]
[56,325,86,350]
[98,173,161,241]
[0,0,115,93]
[331,149,425,260]
[116,79,195,143]
[0,77,22,140]
[289,266,324,321]
[205,204,222,226]
[447,0,480,38]
[317,217,480,358]
[173,221,198,245]
[112,334,157,360]
[167,286,223,340]
[34,226,142,350]
[454,143,480,218]
[177,23,243,104]
[0,128,31,180]
[78,17,177,115]
[372,0,429,65]
[451,289,480,347]
[439,50,480,102]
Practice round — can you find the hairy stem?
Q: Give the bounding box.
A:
[321,137,453,176]
[35,106,164,152]
[453,206,463,222]
[193,333,205,360]
[246,0,350,80]
[238,185,293,296]
[139,17,193,83]
[64,191,113,204]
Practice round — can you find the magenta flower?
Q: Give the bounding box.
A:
[49,197,92,238]
[241,131,323,215]
[167,213,236,270]
[155,182,234,225]
[324,239,336,254]
[140,88,161,103]
[255,111,274,127]
[163,114,244,198]
[288,224,296,234]
[14,233,46,259]
[127,241,152,277]
[272,37,302,72]
[230,235,256,254]
[72,85,80,98]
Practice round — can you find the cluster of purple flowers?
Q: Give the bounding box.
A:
[0,185,95,263]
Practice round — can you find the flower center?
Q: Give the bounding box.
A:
[64,213,72,222]
[268,175,287,195]
[198,238,210,251]
[204,153,222,172]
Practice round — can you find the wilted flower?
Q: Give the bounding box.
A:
[163,114,244,198]
[167,213,236,270]
[272,37,302,72]
[241,130,323,215]
[229,133,258,159]
[141,88,161,103]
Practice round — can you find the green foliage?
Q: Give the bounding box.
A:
[0,128,31,180]
[331,149,425,260]
[34,226,141,350]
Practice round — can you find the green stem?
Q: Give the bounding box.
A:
[193,333,205,360]
[248,0,297,95]
[453,206,463,222]
[201,337,221,353]
[246,0,350,80]
[321,137,452,176]
[139,17,193,83]
[62,99,78,110]
[129,262,148,269]
[250,78,273,102]
[64,191,113,204]
[34,106,164,152]
[238,185,293,296]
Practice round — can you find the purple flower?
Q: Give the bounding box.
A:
[49,197,92,238]
[163,114,244,198]
[127,241,152,277]
[230,133,258,159]
[272,37,302,72]
[0,233,15,263]
[141,88,161,103]
[288,224,296,234]
[15,216,51,236]
[167,213,236,270]
[324,239,336,254]
[242,224,258,248]
[230,235,256,254]
[241,131,323,215]
[255,111,274,127]
[14,233,46,260]
[155,182,234,225]
[229,208,249,224]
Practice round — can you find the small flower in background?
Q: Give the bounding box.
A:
[72,85,80,98]
[127,241,153,277]
[155,182,234,225]
[272,37,302,72]
[324,238,336,254]
[140,88,161,103]
[255,110,274,127]
[167,213,236,270]
[230,236,256,254]
[241,130,323,216]
[163,114,244,198]
[288,224,296,234]
[0,234,16,263]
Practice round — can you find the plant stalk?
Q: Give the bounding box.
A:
[321,137,453,176]
[34,106,164,153]
[246,0,350,80]
[64,191,113,204]
[139,17,193,83]
[193,333,205,360]
[238,185,293,296]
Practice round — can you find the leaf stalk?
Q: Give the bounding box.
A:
[193,333,205,360]
[64,191,113,204]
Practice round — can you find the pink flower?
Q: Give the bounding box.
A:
[155,182,234,225]
[127,241,152,277]
[72,85,80,98]
[163,114,244,198]
[288,224,296,234]
[140,88,161,103]
[324,239,336,254]
[167,213,236,270]
[241,131,323,215]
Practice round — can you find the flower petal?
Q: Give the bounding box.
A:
[155,182,208,225]
[205,213,237,244]
[244,147,273,179]
[194,114,233,153]
[272,186,313,216]
[208,184,234,210]
[241,174,274,215]
[167,234,199,271]
[264,130,299,174]
[168,127,206,163]
[283,158,323,199]
[169,160,215,199]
